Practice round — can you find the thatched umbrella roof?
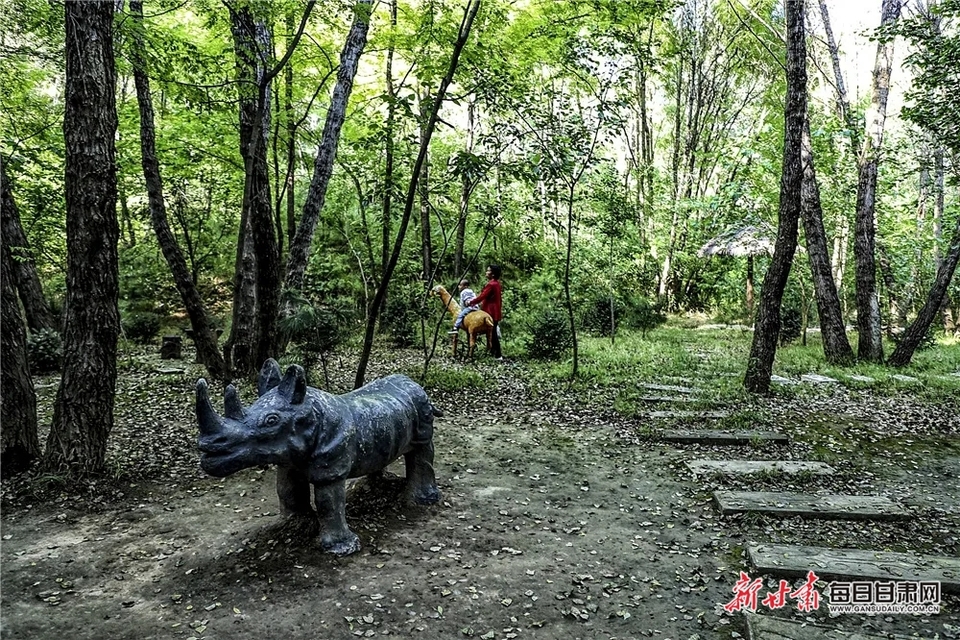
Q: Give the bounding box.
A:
[698,224,776,258]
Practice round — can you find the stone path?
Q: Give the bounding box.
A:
[638,382,698,394]
[660,430,788,445]
[748,543,960,593]
[713,491,908,520]
[686,460,835,476]
[647,409,731,419]
[745,613,926,640]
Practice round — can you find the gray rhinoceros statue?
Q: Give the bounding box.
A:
[196,359,441,556]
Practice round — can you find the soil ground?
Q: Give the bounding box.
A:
[2,346,959,640]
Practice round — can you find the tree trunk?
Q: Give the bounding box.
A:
[1,221,40,477]
[564,184,579,377]
[854,0,901,363]
[419,83,432,280]
[454,99,475,278]
[355,0,481,388]
[381,0,397,311]
[285,0,372,298]
[129,0,226,379]
[44,0,119,474]
[744,0,806,394]
[888,214,960,366]
[800,117,854,364]
[284,8,297,255]
[1,157,57,334]
[229,3,281,374]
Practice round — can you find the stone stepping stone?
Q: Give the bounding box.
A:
[745,613,921,640]
[891,374,920,384]
[686,460,834,476]
[661,430,788,445]
[800,373,838,384]
[770,374,798,385]
[647,410,730,419]
[639,383,698,394]
[714,491,908,520]
[748,543,960,594]
[845,374,876,384]
[638,395,701,403]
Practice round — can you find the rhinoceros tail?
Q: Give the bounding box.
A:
[431,404,444,418]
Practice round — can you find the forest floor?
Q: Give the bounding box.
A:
[2,333,960,640]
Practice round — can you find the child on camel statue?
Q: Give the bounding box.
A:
[449,278,480,334]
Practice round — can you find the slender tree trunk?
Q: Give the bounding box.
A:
[381,0,397,312]
[285,0,372,298]
[564,184,579,377]
[418,83,432,280]
[800,117,854,363]
[355,0,481,388]
[746,255,755,318]
[1,157,56,333]
[129,0,226,379]
[745,0,806,394]
[1,221,40,477]
[454,99,475,278]
[854,0,901,362]
[44,0,119,474]
[931,148,954,332]
[284,8,297,255]
[888,214,960,366]
[118,182,136,247]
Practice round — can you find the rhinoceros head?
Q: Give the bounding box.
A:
[196,359,317,477]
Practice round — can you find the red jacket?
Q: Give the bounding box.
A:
[469,279,502,322]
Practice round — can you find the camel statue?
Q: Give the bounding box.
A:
[430,284,494,357]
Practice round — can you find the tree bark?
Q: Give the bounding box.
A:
[800,117,854,363]
[854,0,901,362]
[381,0,397,312]
[1,218,40,477]
[285,0,372,298]
[1,157,57,334]
[355,0,482,388]
[744,0,806,394]
[888,213,960,366]
[129,0,226,379]
[44,0,119,474]
[419,83,433,280]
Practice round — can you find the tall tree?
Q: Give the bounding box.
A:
[1,203,40,477]
[285,0,373,301]
[744,0,805,394]
[355,0,482,388]
[1,157,56,333]
[800,118,854,364]
[44,0,120,474]
[128,0,226,379]
[854,0,902,363]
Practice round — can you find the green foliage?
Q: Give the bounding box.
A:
[779,307,803,346]
[280,295,356,356]
[27,328,61,374]
[122,311,162,344]
[381,281,425,349]
[523,307,573,360]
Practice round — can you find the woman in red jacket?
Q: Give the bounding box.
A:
[468,264,503,359]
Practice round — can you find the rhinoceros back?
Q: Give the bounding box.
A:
[317,374,437,480]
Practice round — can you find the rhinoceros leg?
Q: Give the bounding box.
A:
[276,465,315,517]
[313,480,360,556]
[404,440,440,505]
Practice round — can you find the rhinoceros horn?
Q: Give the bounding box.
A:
[258,358,282,397]
[224,384,245,420]
[196,379,225,435]
[278,364,307,405]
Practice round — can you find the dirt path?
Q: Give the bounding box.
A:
[3,356,959,639]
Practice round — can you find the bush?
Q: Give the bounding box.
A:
[28,328,62,374]
[580,294,666,338]
[382,288,421,348]
[524,308,573,360]
[780,307,802,345]
[123,311,162,344]
[580,295,621,337]
[627,298,667,337]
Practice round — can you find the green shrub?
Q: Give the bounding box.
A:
[382,287,421,348]
[524,308,573,360]
[28,328,62,374]
[580,294,621,337]
[779,307,802,345]
[627,297,667,337]
[123,311,162,343]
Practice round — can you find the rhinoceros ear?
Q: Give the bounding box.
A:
[278,364,307,405]
[258,358,282,397]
